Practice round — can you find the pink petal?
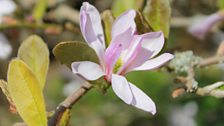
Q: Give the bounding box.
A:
[132,53,174,71]
[111,74,156,114]
[80,2,105,48]
[111,10,136,48]
[104,42,122,80]
[71,61,105,81]
[188,12,224,40]
[118,32,164,74]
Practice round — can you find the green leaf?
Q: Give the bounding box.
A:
[18,35,49,90]
[217,0,224,9]
[135,11,152,34]
[32,0,47,22]
[112,0,145,17]
[7,59,47,126]
[143,0,171,38]
[53,41,99,68]
[101,10,114,47]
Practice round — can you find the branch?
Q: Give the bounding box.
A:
[0,17,80,34]
[48,82,92,126]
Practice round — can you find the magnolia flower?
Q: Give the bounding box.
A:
[72,2,174,114]
[188,11,224,40]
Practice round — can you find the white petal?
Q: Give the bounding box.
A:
[133,53,174,71]
[128,82,156,114]
[80,2,105,48]
[141,31,165,58]
[111,10,136,39]
[111,74,156,114]
[71,61,105,81]
[0,0,16,16]
[111,74,133,104]
[0,33,12,59]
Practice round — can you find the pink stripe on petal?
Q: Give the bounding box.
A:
[104,42,122,80]
[71,61,105,81]
[111,74,156,114]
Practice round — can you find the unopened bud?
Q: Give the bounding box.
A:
[172,88,185,98]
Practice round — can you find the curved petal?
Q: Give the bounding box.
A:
[128,82,156,114]
[111,9,136,41]
[118,32,164,74]
[132,53,174,71]
[80,2,105,48]
[141,31,165,58]
[111,74,156,114]
[71,61,105,81]
[111,74,133,104]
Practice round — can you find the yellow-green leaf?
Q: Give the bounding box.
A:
[18,35,49,90]
[143,0,171,38]
[217,0,224,9]
[32,0,47,22]
[112,0,145,17]
[58,108,71,126]
[7,59,47,126]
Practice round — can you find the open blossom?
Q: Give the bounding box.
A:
[72,2,174,115]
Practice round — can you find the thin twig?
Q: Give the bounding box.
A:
[48,82,92,126]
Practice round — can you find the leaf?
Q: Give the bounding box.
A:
[58,108,71,126]
[101,10,115,47]
[7,59,47,126]
[18,35,49,90]
[0,80,17,113]
[53,41,99,68]
[135,11,153,34]
[112,0,145,17]
[32,0,47,22]
[217,0,224,9]
[143,0,171,38]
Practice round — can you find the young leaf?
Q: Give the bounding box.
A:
[217,0,224,9]
[18,35,49,90]
[32,0,47,22]
[112,0,145,17]
[143,0,171,38]
[7,59,47,126]
[53,41,99,68]
[58,108,71,126]
[101,10,114,47]
[0,80,17,113]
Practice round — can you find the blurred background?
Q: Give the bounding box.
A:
[0,0,224,126]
